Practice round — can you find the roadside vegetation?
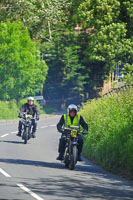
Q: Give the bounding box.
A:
[0,99,45,120]
[80,87,133,179]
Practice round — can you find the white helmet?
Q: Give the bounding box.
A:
[27,96,34,101]
[68,104,78,113]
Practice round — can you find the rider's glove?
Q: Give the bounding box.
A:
[36,117,39,121]
[18,113,22,118]
[83,129,88,135]
[59,128,64,133]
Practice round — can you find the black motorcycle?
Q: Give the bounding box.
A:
[63,125,82,170]
[21,113,33,144]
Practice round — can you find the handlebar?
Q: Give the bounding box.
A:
[62,127,88,135]
[19,112,34,119]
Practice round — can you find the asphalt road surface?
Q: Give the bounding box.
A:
[0,115,133,200]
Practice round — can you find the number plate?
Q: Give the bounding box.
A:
[26,114,31,118]
[71,130,77,138]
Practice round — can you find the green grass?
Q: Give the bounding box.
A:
[0,99,46,120]
[0,98,56,120]
[80,87,133,178]
[0,100,18,120]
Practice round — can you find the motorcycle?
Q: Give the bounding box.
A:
[21,113,34,144]
[63,125,83,170]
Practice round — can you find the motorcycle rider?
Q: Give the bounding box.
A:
[56,104,88,161]
[17,96,39,138]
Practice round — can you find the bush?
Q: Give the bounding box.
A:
[80,87,133,178]
[0,100,18,120]
[0,99,46,120]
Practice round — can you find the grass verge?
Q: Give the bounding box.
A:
[80,87,133,179]
[0,99,46,120]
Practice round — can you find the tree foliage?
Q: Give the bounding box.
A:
[0,0,132,101]
[0,21,48,100]
[42,33,87,100]
[0,0,71,40]
[78,0,133,71]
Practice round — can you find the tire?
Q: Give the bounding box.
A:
[24,127,29,144]
[69,145,77,170]
[64,148,69,168]
[28,126,31,139]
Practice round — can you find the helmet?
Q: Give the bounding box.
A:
[27,96,34,101]
[68,104,78,113]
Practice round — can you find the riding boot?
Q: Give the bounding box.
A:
[57,137,65,160]
[17,120,22,136]
[32,131,36,138]
[77,153,83,161]
[16,131,21,137]
[56,153,64,160]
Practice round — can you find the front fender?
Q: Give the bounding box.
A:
[71,141,78,145]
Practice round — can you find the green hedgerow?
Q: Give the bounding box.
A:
[80,87,133,178]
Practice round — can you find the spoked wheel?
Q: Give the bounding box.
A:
[24,127,29,144]
[69,145,77,170]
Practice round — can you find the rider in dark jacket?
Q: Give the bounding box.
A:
[17,97,39,138]
[56,104,88,161]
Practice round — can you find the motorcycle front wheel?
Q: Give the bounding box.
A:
[23,127,29,144]
[69,145,77,170]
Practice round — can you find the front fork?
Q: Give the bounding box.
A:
[67,140,78,158]
[22,125,31,139]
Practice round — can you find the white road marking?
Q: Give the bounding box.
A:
[17,184,45,200]
[0,124,56,138]
[11,131,18,134]
[40,126,48,128]
[0,168,11,177]
[1,134,9,138]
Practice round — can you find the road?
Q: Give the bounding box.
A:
[0,115,133,200]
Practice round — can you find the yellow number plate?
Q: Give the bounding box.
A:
[26,114,31,118]
[71,130,77,138]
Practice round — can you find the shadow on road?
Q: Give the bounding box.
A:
[0,158,111,176]
[19,175,133,200]
[0,158,64,170]
[0,140,24,144]
[0,157,102,174]
[0,158,133,183]
[0,158,96,173]
[33,177,133,200]
[0,158,133,199]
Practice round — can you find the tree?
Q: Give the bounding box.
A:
[0,21,48,100]
[42,32,88,101]
[62,45,87,96]
[77,0,132,72]
[0,0,132,103]
[0,0,71,41]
